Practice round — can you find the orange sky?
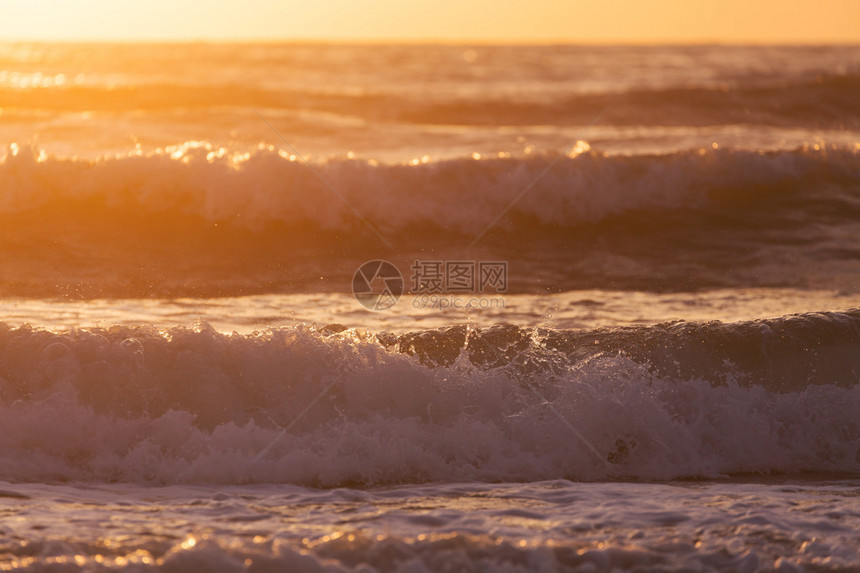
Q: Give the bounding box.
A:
[1,0,858,43]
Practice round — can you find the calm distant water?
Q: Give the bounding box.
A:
[1,43,859,572]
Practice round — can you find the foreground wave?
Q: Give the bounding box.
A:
[1,310,858,485]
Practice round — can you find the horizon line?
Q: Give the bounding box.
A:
[1,37,859,47]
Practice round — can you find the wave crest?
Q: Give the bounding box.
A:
[1,313,859,484]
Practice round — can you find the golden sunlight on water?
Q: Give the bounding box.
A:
[1,34,860,573]
[0,289,855,334]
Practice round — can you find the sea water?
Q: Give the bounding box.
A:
[1,43,859,571]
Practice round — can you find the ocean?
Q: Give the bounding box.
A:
[1,43,859,571]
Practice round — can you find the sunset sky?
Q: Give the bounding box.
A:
[1,0,858,43]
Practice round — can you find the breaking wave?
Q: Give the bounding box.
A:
[1,310,858,485]
[1,143,859,296]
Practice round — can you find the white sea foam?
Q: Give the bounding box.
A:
[2,143,857,233]
[0,319,857,485]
